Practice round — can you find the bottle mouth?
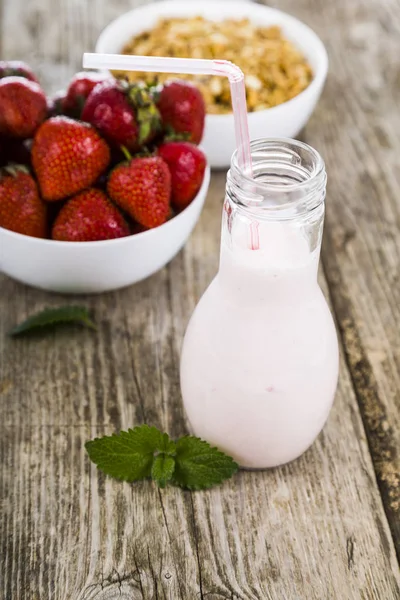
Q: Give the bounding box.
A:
[228,138,327,219]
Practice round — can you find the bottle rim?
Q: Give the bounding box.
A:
[228,138,327,219]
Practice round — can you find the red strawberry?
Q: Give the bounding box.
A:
[107,156,171,229]
[63,72,110,118]
[0,165,47,238]
[0,61,38,83]
[0,77,47,139]
[32,116,110,202]
[52,188,130,242]
[81,79,161,152]
[156,80,205,145]
[158,142,206,210]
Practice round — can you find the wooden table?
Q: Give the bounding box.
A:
[1,0,399,598]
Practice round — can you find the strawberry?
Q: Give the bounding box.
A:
[32,116,110,201]
[0,77,47,139]
[156,80,205,145]
[158,142,206,210]
[63,72,109,118]
[0,61,38,83]
[81,79,161,152]
[52,188,130,242]
[0,165,47,238]
[108,156,171,229]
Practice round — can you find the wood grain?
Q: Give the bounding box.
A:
[294,0,400,556]
[1,180,400,599]
[0,0,399,598]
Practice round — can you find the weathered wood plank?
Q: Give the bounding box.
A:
[1,176,400,599]
[1,0,400,597]
[288,0,400,555]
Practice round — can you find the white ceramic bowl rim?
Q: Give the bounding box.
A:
[0,164,210,249]
[95,0,328,118]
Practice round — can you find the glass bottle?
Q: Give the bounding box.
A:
[180,139,339,468]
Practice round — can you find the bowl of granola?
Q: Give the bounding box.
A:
[96,0,328,168]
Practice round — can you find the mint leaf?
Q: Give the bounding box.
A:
[151,455,175,488]
[172,436,239,490]
[85,425,167,482]
[158,432,176,456]
[9,306,96,336]
[85,426,238,490]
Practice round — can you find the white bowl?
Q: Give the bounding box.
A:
[95,0,328,169]
[0,166,210,294]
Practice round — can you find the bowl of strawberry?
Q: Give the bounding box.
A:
[0,64,210,294]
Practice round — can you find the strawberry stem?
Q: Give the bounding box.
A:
[0,163,30,178]
[164,126,191,142]
[120,145,132,162]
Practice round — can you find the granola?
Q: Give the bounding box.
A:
[117,17,313,114]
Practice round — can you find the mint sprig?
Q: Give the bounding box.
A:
[85,425,238,490]
[9,306,96,336]
[151,455,175,488]
[85,425,167,482]
[172,436,239,490]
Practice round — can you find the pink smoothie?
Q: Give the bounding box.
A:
[180,222,339,468]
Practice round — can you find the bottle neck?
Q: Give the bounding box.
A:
[227,138,327,219]
[218,139,327,302]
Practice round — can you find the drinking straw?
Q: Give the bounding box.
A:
[83,53,252,174]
